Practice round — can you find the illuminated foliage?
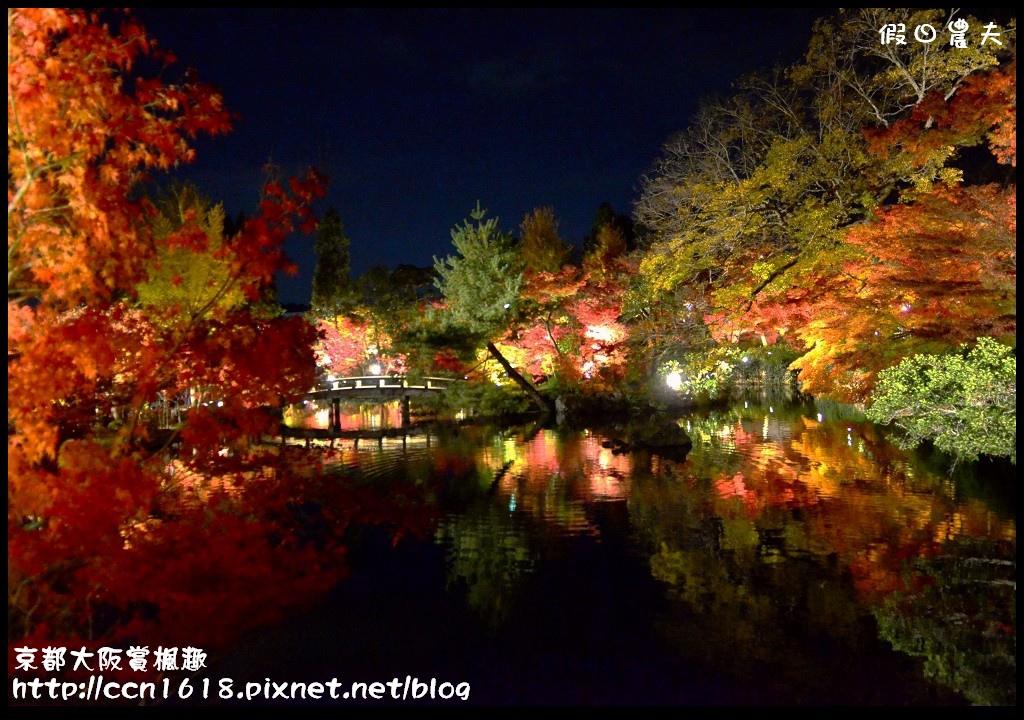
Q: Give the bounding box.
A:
[433,204,552,412]
[790,182,1016,402]
[135,182,246,320]
[433,203,523,336]
[3,8,405,654]
[511,263,631,388]
[314,316,374,376]
[8,7,232,306]
[519,206,571,273]
[866,338,1016,465]
[632,10,1014,407]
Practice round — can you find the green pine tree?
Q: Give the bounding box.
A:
[433,203,553,414]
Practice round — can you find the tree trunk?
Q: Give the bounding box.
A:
[486,341,554,415]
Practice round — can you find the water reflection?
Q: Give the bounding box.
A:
[678,400,1014,603]
[293,397,1014,704]
[285,399,407,431]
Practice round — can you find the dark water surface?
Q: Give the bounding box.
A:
[209,396,1015,706]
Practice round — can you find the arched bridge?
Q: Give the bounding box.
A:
[305,375,457,402]
[303,375,458,432]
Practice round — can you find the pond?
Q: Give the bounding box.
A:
[209,395,1015,706]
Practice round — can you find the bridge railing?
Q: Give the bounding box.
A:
[314,375,457,393]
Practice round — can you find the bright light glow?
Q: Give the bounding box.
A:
[585,325,616,343]
[503,303,511,309]
[900,303,912,313]
[216,400,224,408]
[742,356,749,363]
[369,363,382,375]
[816,413,823,422]
[769,406,774,413]
[665,371,682,391]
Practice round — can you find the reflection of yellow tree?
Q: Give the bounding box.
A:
[682,407,1015,602]
[634,403,1015,699]
[638,480,866,697]
[874,537,1016,706]
[436,509,534,626]
[436,427,641,624]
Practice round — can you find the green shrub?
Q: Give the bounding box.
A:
[866,338,1016,465]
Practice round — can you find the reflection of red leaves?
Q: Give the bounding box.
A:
[9,447,442,662]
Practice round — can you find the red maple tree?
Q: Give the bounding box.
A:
[8,9,438,672]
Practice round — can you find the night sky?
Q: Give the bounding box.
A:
[136,8,834,305]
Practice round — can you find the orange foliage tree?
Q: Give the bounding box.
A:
[500,257,632,390]
[6,8,434,664]
[791,183,1016,402]
[788,59,1017,403]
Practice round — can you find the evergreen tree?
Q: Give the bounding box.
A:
[311,207,355,320]
[582,201,634,257]
[433,203,553,414]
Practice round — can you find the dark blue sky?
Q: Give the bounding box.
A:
[136,8,832,305]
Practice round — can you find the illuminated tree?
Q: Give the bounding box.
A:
[787,57,1017,402]
[634,10,1010,317]
[433,203,553,413]
[632,9,1014,402]
[314,316,373,376]
[866,338,1016,465]
[519,206,571,273]
[583,201,634,257]
[135,182,246,321]
[8,7,335,647]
